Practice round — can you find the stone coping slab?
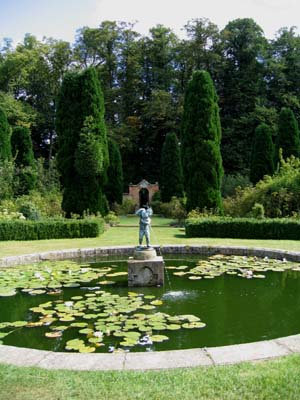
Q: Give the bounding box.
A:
[0,245,300,370]
[1,244,300,267]
[0,335,299,370]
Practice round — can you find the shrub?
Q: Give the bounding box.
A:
[223,156,300,218]
[113,198,136,215]
[222,174,251,198]
[186,217,300,240]
[103,211,120,226]
[160,197,187,224]
[0,218,104,241]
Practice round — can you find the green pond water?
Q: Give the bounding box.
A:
[1,254,300,353]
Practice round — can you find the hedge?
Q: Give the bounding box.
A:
[0,219,104,241]
[185,217,300,240]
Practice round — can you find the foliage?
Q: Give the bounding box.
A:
[0,159,14,199]
[11,125,37,195]
[181,70,223,212]
[105,138,123,206]
[250,123,274,184]
[219,18,267,174]
[56,68,109,217]
[160,132,184,202]
[159,197,187,224]
[223,156,300,218]
[0,209,25,220]
[186,217,300,239]
[221,173,251,198]
[113,198,136,215]
[274,107,300,166]
[0,219,104,241]
[103,211,120,226]
[0,106,11,161]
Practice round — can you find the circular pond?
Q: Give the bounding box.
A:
[1,249,300,354]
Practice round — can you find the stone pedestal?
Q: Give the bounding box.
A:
[128,247,164,287]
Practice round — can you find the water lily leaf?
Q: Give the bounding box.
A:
[71,296,84,300]
[173,272,187,276]
[83,314,98,320]
[88,337,103,344]
[106,272,128,277]
[99,280,116,285]
[253,274,266,279]
[0,331,13,339]
[182,322,206,329]
[70,322,88,328]
[79,328,94,335]
[45,331,62,338]
[150,334,169,342]
[180,315,201,322]
[26,321,45,327]
[0,287,17,297]
[8,321,27,328]
[140,305,155,310]
[188,276,202,280]
[166,324,181,330]
[150,300,163,306]
[63,283,81,288]
[65,338,85,351]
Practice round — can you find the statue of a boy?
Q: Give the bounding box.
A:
[135,205,153,248]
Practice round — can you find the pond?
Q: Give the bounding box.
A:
[1,254,300,353]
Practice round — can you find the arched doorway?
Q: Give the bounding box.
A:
[139,188,149,208]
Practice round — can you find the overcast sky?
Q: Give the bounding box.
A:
[1,0,300,46]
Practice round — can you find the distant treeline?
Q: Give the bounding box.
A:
[1,18,300,186]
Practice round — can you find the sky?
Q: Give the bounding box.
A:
[1,0,300,46]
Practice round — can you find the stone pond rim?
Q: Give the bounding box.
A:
[1,244,300,370]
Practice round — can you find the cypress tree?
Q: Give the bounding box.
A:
[11,126,36,194]
[181,70,223,212]
[56,68,109,217]
[0,107,11,161]
[160,132,184,202]
[105,138,123,206]
[250,123,274,184]
[275,107,300,166]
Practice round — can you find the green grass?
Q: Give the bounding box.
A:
[0,216,300,258]
[1,355,300,399]
[1,215,300,398]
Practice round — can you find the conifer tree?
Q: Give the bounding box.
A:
[160,132,184,202]
[11,126,36,194]
[56,68,109,216]
[250,123,274,184]
[105,138,123,206]
[275,107,300,166]
[181,70,223,212]
[0,107,11,161]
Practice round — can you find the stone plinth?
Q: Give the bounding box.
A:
[128,247,164,287]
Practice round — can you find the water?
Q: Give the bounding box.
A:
[1,255,300,352]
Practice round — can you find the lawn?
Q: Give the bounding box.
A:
[1,216,300,399]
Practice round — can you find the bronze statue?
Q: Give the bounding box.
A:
[135,205,153,248]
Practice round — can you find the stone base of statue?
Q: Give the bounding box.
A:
[128,246,164,287]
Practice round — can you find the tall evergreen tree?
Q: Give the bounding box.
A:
[0,107,11,161]
[250,123,274,184]
[11,126,36,194]
[181,70,223,212]
[56,68,109,217]
[105,138,123,206]
[160,132,184,202]
[275,107,300,166]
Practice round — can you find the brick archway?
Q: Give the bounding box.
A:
[124,179,159,207]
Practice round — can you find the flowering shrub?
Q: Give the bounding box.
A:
[0,208,25,220]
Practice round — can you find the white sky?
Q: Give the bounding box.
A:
[1,0,300,45]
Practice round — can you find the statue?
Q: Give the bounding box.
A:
[135,205,153,248]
